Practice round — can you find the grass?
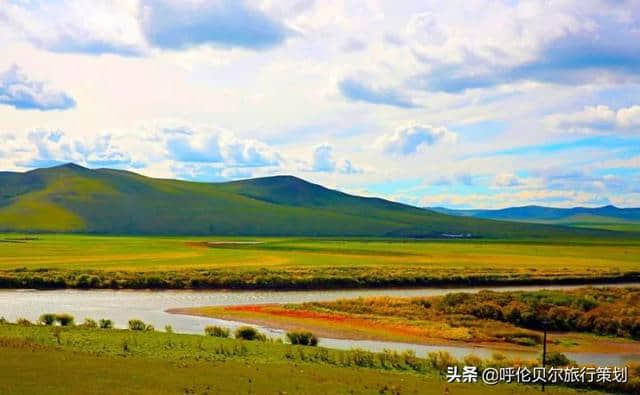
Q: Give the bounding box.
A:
[1,235,640,289]
[0,321,609,394]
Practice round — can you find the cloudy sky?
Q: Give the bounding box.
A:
[1,0,639,208]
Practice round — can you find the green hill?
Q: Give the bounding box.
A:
[0,163,629,238]
[429,205,640,232]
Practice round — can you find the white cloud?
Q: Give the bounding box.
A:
[153,123,283,168]
[1,0,147,56]
[375,123,457,155]
[493,173,523,187]
[0,65,75,110]
[311,144,335,172]
[546,105,640,133]
[310,144,362,174]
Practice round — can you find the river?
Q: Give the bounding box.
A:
[1,282,639,366]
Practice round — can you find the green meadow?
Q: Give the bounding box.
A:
[0,321,610,395]
[1,234,639,289]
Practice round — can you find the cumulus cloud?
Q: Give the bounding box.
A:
[311,144,335,172]
[493,173,523,187]
[341,38,367,52]
[141,0,292,50]
[339,78,417,108]
[1,0,291,56]
[1,123,282,179]
[456,173,474,186]
[162,125,281,167]
[0,65,76,111]
[397,1,640,93]
[11,129,139,169]
[546,105,640,133]
[375,123,457,155]
[310,144,362,174]
[0,0,146,56]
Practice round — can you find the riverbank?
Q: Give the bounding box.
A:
[171,287,640,361]
[2,235,640,290]
[3,267,640,290]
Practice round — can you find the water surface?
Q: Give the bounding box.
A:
[2,282,639,366]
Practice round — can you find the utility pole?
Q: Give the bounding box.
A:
[541,322,548,392]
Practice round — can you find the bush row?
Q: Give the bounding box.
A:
[4,316,318,346]
[439,288,640,339]
[1,268,638,290]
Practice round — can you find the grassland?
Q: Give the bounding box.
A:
[174,287,640,356]
[1,234,640,289]
[0,324,608,395]
[0,320,617,394]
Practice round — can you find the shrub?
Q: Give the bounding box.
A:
[463,354,484,370]
[472,302,504,320]
[413,299,432,309]
[128,319,147,331]
[286,330,318,346]
[205,325,230,338]
[0,316,6,324]
[427,351,457,370]
[440,293,471,309]
[145,324,155,332]
[545,352,573,367]
[234,326,266,341]
[631,318,640,340]
[164,325,174,333]
[99,319,114,329]
[55,314,75,326]
[38,313,57,326]
[16,317,32,326]
[81,318,98,328]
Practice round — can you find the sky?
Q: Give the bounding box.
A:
[0,0,639,209]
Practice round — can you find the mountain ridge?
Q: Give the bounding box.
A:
[0,163,632,237]
[429,205,640,232]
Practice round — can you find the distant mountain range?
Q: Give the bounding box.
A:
[0,163,631,238]
[429,205,640,232]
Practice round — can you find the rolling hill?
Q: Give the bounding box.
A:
[0,163,629,237]
[430,205,640,232]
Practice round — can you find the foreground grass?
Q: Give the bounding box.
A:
[1,235,640,289]
[0,323,603,395]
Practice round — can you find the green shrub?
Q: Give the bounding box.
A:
[427,351,457,370]
[16,317,32,326]
[81,318,98,328]
[286,330,318,346]
[545,352,573,367]
[38,313,57,326]
[55,314,75,326]
[145,324,155,332]
[472,302,504,320]
[99,319,114,329]
[128,319,147,331]
[0,316,6,324]
[234,326,266,341]
[164,325,173,333]
[205,325,230,338]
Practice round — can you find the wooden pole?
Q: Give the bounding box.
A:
[541,326,547,392]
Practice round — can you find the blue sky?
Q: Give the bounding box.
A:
[0,0,639,208]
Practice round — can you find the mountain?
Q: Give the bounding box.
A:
[0,163,629,237]
[429,205,640,232]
